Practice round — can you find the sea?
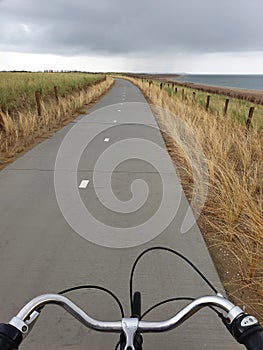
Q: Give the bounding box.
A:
[173,74,263,92]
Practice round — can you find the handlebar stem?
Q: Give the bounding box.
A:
[121,318,139,350]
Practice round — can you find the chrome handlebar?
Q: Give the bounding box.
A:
[9,293,243,336]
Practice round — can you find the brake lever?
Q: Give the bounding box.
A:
[9,310,41,339]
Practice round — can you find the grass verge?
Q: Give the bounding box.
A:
[0,74,114,168]
[162,81,263,130]
[127,77,263,323]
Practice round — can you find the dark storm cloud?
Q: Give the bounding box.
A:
[0,0,263,56]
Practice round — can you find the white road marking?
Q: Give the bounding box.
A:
[118,109,121,112]
[104,137,110,142]
[113,120,117,123]
[79,180,90,189]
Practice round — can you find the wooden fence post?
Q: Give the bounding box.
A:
[35,91,42,116]
[175,87,177,94]
[54,86,59,104]
[246,107,255,129]
[224,99,229,116]
[160,83,163,90]
[205,95,210,111]
[192,91,196,102]
[182,88,184,101]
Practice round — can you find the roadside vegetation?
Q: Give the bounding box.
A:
[162,82,263,130]
[0,72,113,165]
[127,77,263,322]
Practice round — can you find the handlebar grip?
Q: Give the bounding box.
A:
[0,324,23,350]
[226,314,263,350]
[242,328,263,350]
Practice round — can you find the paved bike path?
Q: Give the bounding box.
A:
[0,79,241,349]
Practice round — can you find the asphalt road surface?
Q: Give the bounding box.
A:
[0,79,242,349]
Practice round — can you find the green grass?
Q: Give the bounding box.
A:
[163,83,263,130]
[0,72,105,113]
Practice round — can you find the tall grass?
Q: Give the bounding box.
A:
[162,83,263,130]
[128,77,263,321]
[0,74,113,162]
[0,72,105,112]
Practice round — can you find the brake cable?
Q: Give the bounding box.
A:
[129,247,219,319]
[58,285,124,318]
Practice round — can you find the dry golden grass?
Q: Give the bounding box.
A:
[128,77,263,322]
[0,76,113,163]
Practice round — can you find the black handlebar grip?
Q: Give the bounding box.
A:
[227,314,263,350]
[242,328,263,350]
[0,324,23,350]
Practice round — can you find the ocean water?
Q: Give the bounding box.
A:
[173,75,263,91]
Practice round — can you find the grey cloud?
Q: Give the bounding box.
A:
[0,0,263,57]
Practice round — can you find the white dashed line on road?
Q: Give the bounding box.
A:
[104,137,110,142]
[79,180,90,189]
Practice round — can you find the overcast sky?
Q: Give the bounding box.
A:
[0,0,263,73]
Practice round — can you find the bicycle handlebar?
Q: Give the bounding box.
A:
[13,293,240,333]
[0,293,262,350]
